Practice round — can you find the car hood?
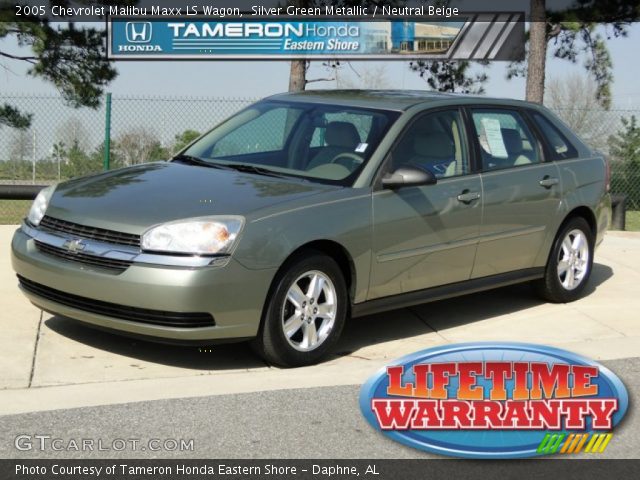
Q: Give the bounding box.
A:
[45,162,335,233]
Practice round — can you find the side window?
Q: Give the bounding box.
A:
[470,109,540,171]
[388,110,469,179]
[212,108,294,157]
[531,112,578,160]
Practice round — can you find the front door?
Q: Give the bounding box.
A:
[369,109,482,299]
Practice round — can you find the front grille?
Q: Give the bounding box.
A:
[35,241,132,273]
[18,276,215,328]
[39,216,141,247]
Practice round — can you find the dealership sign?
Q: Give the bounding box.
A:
[359,343,628,458]
[108,15,524,60]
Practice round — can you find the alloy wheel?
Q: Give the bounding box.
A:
[281,270,337,352]
[557,229,590,291]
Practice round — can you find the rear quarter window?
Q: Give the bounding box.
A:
[531,111,579,160]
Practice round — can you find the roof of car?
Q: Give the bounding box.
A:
[266,89,531,111]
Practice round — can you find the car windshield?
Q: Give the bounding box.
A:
[179,100,400,186]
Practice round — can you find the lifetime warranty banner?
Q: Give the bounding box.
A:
[107,15,525,60]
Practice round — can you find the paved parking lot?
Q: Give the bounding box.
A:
[1,225,639,415]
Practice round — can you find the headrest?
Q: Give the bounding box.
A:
[325,122,360,148]
[501,128,523,155]
[414,132,454,159]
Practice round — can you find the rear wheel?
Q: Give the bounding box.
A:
[534,217,594,303]
[253,252,347,367]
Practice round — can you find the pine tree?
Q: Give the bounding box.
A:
[609,116,640,208]
[0,12,118,129]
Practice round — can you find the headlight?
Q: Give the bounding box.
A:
[27,185,55,227]
[141,216,244,255]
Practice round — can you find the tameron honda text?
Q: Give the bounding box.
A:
[360,343,628,458]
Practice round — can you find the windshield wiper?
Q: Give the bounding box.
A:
[172,154,232,170]
[175,156,298,180]
[222,164,289,179]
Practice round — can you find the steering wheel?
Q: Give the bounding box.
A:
[330,152,364,171]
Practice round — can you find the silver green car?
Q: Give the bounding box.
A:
[11,91,611,366]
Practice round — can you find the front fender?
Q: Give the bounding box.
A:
[233,189,373,303]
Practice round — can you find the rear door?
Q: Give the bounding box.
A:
[369,108,482,299]
[467,107,562,278]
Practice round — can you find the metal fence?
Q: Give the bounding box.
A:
[0,93,639,225]
[0,93,256,223]
[553,107,640,214]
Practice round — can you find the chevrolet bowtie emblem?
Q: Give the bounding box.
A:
[63,239,85,253]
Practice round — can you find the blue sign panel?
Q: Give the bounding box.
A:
[108,19,465,59]
[391,21,416,50]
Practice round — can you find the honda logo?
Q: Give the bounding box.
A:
[126,22,152,43]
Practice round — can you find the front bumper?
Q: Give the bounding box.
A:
[11,225,276,342]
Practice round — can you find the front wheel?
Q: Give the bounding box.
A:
[252,252,347,367]
[534,217,594,303]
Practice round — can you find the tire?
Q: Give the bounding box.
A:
[534,217,594,303]
[252,251,348,367]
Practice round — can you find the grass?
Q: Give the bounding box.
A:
[0,200,31,225]
[626,210,640,232]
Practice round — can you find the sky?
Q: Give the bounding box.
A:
[1,23,640,109]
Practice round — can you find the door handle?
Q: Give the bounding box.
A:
[457,190,481,204]
[539,176,559,189]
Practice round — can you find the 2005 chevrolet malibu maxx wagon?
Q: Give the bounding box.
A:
[12,91,611,366]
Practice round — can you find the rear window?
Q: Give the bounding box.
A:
[531,112,578,160]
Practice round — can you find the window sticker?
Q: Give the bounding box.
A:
[480,117,508,158]
[355,143,368,153]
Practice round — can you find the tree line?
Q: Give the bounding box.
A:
[2,1,639,132]
[0,128,200,181]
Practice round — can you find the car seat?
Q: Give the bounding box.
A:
[410,132,455,177]
[306,121,360,170]
[502,128,532,166]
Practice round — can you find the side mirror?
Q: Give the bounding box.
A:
[382,166,437,189]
